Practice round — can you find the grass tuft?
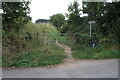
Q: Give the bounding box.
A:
[72,45,119,60]
[2,22,67,68]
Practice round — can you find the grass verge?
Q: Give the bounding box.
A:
[72,45,119,59]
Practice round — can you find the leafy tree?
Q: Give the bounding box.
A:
[82,2,104,21]
[2,2,31,32]
[67,1,81,31]
[50,14,65,30]
[82,2,104,36]
[82,2,120,37]
[82,2,120,45]
[67,1,83,43]
[97,2,120,38]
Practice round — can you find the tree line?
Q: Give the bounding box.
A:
[2,1,119,46]
[50,1,120,45]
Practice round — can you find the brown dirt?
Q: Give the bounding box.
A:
[55,41,76,67]
[55,41,97,68]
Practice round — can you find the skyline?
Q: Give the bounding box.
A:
[29,0,83,23]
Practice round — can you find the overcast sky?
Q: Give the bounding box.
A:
[29,0,82,23]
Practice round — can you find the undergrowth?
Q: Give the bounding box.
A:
[2,22,67,68]
[72,44,119,59]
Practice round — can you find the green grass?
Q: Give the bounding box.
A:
[2,22,67,68]
[3,45,67,67]
[57,33,74,47]
[58,36,71,45]
[72,45,119,60]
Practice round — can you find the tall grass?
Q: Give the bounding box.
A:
[2,22,67,68]
[72,44,119,59]
[59,32,119,60]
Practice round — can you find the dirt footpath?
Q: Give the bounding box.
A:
[56,41,74,63]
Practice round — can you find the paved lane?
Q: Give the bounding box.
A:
[3,59,118,78]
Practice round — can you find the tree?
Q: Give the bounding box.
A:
[82,2,120,45]
[50,14,65,30]
[67,1,83,43]
[82,2,105,35]
[82,2,104,21]
[2,2,31,32]
[67,1,81,32]
[97,2,120,38]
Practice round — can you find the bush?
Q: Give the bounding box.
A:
[72,44,119,59]
[2,22,67,68]
[3,50,67,67]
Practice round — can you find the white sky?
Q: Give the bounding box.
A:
[29,0,83,23]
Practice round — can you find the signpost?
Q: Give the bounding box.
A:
[88,21,95,37]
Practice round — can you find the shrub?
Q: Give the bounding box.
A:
[2,22,67,68]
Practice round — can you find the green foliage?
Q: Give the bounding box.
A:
[2,22,67,68]
[65,1,119,49]
[97,2,120,38]
[72,45,119,59]
[67,1,85,44]
[67,1,81,31]
[82,2,120,39]
[82,2,104,21]
[61,1,119,60]
[3,45,67,68]
[57,33,74,47]
[60,21,69,33]
[50,14,65,30]
[2,2,31,32]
